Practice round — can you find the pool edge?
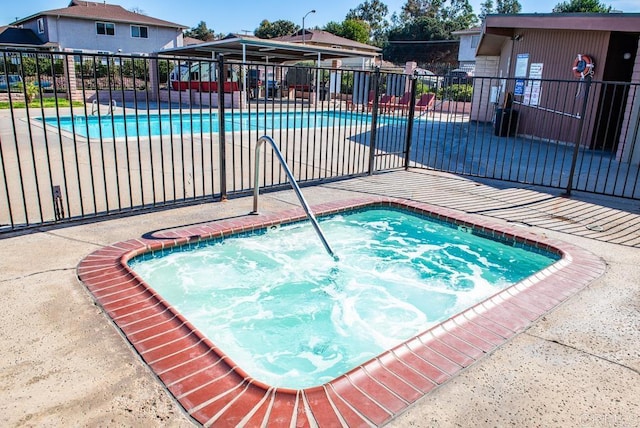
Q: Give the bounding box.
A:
[76,196,606,427]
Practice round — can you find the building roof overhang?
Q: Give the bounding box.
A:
[158,34,380,64]
[477,13,640,56]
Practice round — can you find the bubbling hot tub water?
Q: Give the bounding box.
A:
[129,207,557,389]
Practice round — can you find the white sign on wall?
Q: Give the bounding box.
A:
[524,63,544,106]
[515,53,529,78]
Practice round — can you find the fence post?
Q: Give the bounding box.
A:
[565,77,592,196]
[367,67,381,175]
[217,54,227,200]
[404,74,418,170]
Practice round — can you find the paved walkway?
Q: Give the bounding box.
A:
[1,169,638,426]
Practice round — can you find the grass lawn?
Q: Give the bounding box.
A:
[0,98,84,109]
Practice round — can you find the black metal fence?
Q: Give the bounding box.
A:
[1,49,639,234]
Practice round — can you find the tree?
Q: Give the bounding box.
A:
[254,19,298,39]
[323,20,370,44]
[346,0,389,42]
[387,16,452,43]
[441,0,477,30]
[397,0,477,31]
[552,0,611,12]
[324,22,343,35]
[479,0,521,16]
[480,0,494,19]
[339,20,371,43]
[383,15,456,64]
[401,0,444,19]
[495,0,522,13]
[185,21,215,41]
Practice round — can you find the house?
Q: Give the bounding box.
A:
[0,26,59,51]
[471,13,640,163]
[275,29,382,69]
[10,0,187,55]
[451,27,481,74]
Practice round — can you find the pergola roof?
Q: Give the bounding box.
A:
[157,34,379,64]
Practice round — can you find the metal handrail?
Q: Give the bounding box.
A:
[252,135,338,260]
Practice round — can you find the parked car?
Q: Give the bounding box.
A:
[35,80,52,89]
[0,74,23,90]
[443,69,472,87]
[415,68,442,91]
[169,64,189,83]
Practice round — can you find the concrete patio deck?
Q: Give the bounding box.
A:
[1,168,638,426]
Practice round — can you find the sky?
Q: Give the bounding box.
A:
[2,0,639,34]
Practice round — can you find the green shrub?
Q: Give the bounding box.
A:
[439,84,472,102]
[414,80,436,96]
[15,82,39,103]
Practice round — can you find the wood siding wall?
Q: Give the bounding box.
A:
[618,37,640,163]
[507,29,610,146]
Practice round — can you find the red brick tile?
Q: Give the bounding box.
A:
[181,373,245,416]
[146,341,219,374]
[241,388,274,426]
[208,383,271,427]
[362,358,422,403]
[377,352,437,393]
[325,385,373,427]
[391,346,450,384]
[405,338,463,375]
[461,311,514,338]
[294,393,312,428]
[329,378,393,426]
[346,367,408,413]
[441,321,496,352]
[304,388,343,426]
[449,318,505,347]
[475,301,531,332]
[429,327,485,360]
[418,333,475,367]
[159,351,223,387]
[263,390,297,426]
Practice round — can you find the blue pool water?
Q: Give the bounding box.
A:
[44,110,377,139]
[129,207,558,389]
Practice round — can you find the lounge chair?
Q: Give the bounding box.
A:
[376,94,396,113]
[415,93,436,112]
[390,92,412,111]
[349,89,376,111]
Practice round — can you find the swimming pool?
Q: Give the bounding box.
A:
[44,110,376,139]
[77,197,604,426]
[129,207,557,389]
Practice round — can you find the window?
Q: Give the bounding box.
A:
[96,22,115,36]
[130,25,148,38]
[37,18,45,34]
[471,35,480,49]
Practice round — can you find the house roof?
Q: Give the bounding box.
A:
[183,36,205,46]
[452,27,481,36]
[483,12,640,33]
[478,13,640,56]
[12,0,187,29]
[275,29,381,53]
[158,33,380,64]
[0,26,58,49]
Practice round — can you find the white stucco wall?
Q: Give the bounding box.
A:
[38,16,181,54]
[457,33,480,64]
[471,55,500,122]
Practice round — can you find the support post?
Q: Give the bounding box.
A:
[404,74,418,170]
[368,67,381,175]
[565,77,592,197]
[217,54,227,200]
